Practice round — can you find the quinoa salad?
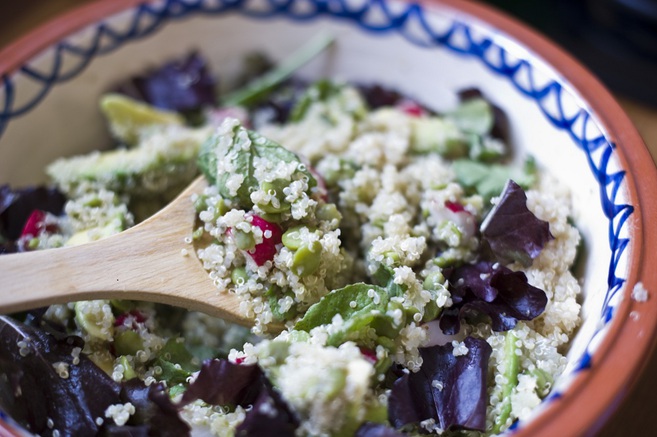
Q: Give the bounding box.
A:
[0,49,581,437]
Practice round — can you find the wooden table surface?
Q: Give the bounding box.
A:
[1,1,657,436]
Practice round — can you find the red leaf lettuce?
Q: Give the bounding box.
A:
[440,261,548,334]
[480,179,553,267]
[388,337,492,432]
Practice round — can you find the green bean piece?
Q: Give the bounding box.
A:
[530,368,553,398]
[291,240,322,277]
[114,330,145,356]
[221,33,335,108]
[493,330,520,434]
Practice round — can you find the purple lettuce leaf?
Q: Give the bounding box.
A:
[355,422,406,437]
[179,359,298,437]
[179,359,263,408]
[0,184,66,241]
[103,379,190,437]
[0,315,121,436]
[357,84,404,109]
[480,180,553,267]
[440,261,548,334]
[115,52,217,113]
[0,316,191,437]
[388,337,492,432]
[234,379,298,437]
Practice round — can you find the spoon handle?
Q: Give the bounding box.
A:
[0,178,247,326]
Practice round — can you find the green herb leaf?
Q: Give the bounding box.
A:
[221,33,335,108]
[295,283,390,331]
[153,338,198,385]
[198,120,316,209]
[371,263,404,297]
[294,283,406,349]
[289,79,344,122]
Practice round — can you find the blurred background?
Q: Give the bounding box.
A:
[488,0,657,107]
[0,0,656,435]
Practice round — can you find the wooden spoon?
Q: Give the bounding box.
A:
[0,176,251,327]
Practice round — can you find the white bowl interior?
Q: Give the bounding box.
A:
[0,0,631,429]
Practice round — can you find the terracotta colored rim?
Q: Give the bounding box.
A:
[1,1,656,436]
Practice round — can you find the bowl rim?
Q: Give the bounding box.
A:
[1,0,656,436]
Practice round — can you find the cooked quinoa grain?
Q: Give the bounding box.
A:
[3,76,582,437]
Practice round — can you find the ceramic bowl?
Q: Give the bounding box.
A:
[1,0,656,436]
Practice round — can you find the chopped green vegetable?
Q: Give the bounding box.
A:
[282,226,306,250]
[410,117,469,158]
[114,330,144,356]
[74,300,114,341]
[315,203,342,222]
[452,157,537,201]
[446,97,494,136]
[266,286,298,321]
[119,355,137,380]
[530,368,553,398]
[493,330,520,433]
[100,93,184,145]
[48,125,209,197]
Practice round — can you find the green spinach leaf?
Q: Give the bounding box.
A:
[294,283,406,350]
[198,120,316,209]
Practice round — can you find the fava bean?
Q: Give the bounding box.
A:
[231,267,249,286]
[257,180,291,213]
[291,240,322,277]
[282,226,318,250]
[233,229,256,251]
[316,203,342,222]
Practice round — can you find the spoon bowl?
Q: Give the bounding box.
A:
[0,176,250,327]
